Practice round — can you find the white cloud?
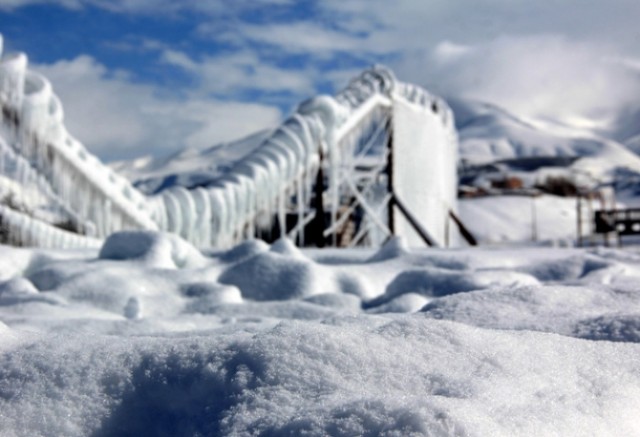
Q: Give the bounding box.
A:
[317,0,640,57]
[395,36,640,128]
[10,0,640,154]
[159,49,316,97]
[34,56,281,161]
[229,22,363,55]
[0,0,81,10]
[0,0,295,14]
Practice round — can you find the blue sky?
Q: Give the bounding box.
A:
[1,0,640,161]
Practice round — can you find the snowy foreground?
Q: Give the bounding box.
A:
[1,232,640,436]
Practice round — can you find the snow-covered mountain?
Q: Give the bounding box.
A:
[110,130,270,195]
[114,97,640,194]
[450,98,640,177]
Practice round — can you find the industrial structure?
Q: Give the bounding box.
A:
[0,34,461,249]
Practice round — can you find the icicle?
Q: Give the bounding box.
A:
[172,186,196,242]
[162,190,182,235]
[208,188,226,247]
[191,187,211,247]
[218,181,237,248]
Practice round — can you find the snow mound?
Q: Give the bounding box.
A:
[182,282,243,313]
[1,317,639,436]
[367,236,409,262]
[421,283,640,339]
[0,276,39,296]
[219,247,334,301]
[99,231,206,269]
[219,239,269,263]
[302,292,362,311]
[366,292,431,314]
[574,313,640,342]
[365,267,538,309]
[269,237,305,257]
[3,235,640,435]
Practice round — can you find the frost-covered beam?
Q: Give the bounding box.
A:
[0,39,158,248]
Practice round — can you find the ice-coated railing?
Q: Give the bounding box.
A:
[0,32,458,249]
[0,35,159,243]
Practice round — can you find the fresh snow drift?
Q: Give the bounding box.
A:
[1,232,640,435]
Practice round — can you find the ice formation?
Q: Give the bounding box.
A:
[0,34,458,249]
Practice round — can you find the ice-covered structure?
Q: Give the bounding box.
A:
[0,34,460,249]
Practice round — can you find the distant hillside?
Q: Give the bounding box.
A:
[113,97,640,205]
[110,130,270,194]
[450,98,640,186]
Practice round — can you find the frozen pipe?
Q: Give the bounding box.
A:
[235,160,268,215]
[255,147,289,188]
[224,173,253,238]
[214,181,236,248]
[171,186,196,241]
[148,195,167,231]
[162,190,182,234]
[273,124,305,164]
[208,188,226,247]
[252,161,271,210]
[297,95,347,143]
[244,153,276,198]
[49,133,158,231]
[290,114,318,159]
[0,204,101,249]
[250,156,279,218]
[216,182,234,247]
[333,94,392,144]
[3,60,158,234]
[248,161,276,233]
[290,114,321,198]
[261,141,298,235]
[279,123,314,244]
[265,139,297,182]
[0,52,27,116]
[191,187,212,247]
[278,127,310,191]
[252,148,288,231]
[247,163,273,233]
[236,174,255,240]
[259,142,290,181]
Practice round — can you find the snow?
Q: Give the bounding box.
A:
[3,32,640,436]
[459,194,578,244]
[452,98,640,176]
[1,233,640,435]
